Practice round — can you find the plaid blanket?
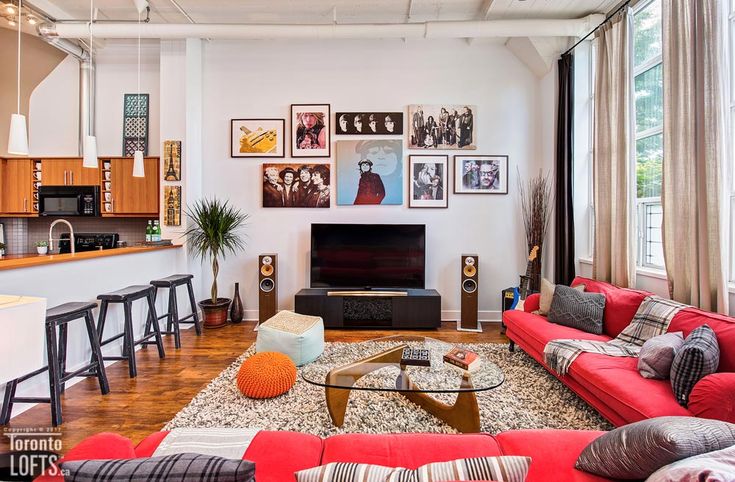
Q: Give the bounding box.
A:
[543,296,688,375]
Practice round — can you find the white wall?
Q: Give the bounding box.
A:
[199,38,551,321]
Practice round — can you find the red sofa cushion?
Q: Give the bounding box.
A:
[688,373,735,423]
[321,433,501,469]
[523,293,541,313]
[572,277,648,338]
[495,429,614,482]
[35,433,136,482]
[135,430,322,482]
[569,353,690,422]
[503,310,611,356]
[668,308,735,372]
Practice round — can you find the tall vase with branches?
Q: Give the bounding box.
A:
[185,198,248,328]
[518,170,553,292]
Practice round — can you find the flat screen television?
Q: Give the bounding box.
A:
[310,223,425,289]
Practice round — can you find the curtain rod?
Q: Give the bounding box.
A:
[561,0,632,57]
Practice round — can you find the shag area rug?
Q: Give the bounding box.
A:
[165,342,613,435]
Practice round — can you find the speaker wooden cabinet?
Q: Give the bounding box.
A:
[258,254,278,323]
[459,254,480,331]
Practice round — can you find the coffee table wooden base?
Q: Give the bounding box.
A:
[325,344,481,433]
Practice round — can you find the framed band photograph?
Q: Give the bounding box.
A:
[454,155,509,194]
[231,119,285,158]
[409,155,448,208]
[335,112,403,135]
[291,104,331,157]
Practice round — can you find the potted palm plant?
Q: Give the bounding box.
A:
[185,198,248,328]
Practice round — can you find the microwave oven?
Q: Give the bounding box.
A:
[38,185,100,217]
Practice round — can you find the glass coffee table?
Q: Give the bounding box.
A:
[301,336,505,433]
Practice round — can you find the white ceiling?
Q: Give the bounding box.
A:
[25,0,619,24]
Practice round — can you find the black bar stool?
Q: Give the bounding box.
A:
[96,285,165,378]
[0,302,109,427]
[147,274,201,349]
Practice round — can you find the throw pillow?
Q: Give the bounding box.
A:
[646,443,735,482]
[575,416,735,480]
[637,332,684,379]
[60,453,255,482]
[547,285,605,334]
[294,456,531,482]
[537,278,585,315]
[671,324,720,407]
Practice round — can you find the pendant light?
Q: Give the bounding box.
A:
[82,0,98,168]
[8,0,29,156]
[131,2,146,178]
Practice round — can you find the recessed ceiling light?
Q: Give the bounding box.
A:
[7,16,16,26]
[26,14,37,24]
[4,3,16,15]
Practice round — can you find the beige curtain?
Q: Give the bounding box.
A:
[662,0,728,314]
[593,9,635,288]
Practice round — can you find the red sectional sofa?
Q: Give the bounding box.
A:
[37,429,616,482]
[503,276,735,427]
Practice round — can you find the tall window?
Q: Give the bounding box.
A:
[729,0,735,281]
[632,0,664,269]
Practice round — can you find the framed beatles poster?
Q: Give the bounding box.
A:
[336,140,403,206]
[231,119,285,158]
[291,104,331,157]
[335,112,403,135]
[454,155,509,194]
[409,155,448,208]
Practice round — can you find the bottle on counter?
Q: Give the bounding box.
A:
[153,220,161,242]
[146,221,153,243]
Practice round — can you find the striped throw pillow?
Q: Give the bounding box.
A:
[60,453,254,482]
[670,324,720,407]
[295,456,531,482]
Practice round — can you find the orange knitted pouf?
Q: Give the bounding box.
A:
[236,352,297,399]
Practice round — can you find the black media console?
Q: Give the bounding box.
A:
[294,289,441,329]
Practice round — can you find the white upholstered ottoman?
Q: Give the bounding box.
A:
[255,310,324,366]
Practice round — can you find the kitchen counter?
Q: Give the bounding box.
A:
[0,245,183,271]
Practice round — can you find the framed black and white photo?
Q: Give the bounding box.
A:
[291,104,330,157]
[409,155,448,208]
[454,155,508,194]
[408,104,476,150]
[230,119,285,158]
[335,112,403,135]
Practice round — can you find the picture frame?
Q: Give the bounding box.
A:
[454,155,509,194]
[164,186,182,226]
[336,139,403,206]
[230,119,285,158]
[335,112,403,135]
[163,140,182,181]
[262,163,331,208]
[408,104,476,150]
[291,104,331,158]
[408,155,449,208]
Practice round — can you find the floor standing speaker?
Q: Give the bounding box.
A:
[458,254,481,332]
[258,254,277,324]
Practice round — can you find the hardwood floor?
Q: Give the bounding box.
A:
[0,321,508,455]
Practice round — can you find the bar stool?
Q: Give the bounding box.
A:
[147,274,202,349]
[96,285,165,378]
[0,302,109,427]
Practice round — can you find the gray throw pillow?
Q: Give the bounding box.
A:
[547,285,605,334]
[671,324,720,407]
[646,443,735,482]
[637,332,684,379]
[61,453,255,482]
[576,416,735,480]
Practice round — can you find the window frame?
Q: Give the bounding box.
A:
[729,0,735,282]
[631,0,665,271]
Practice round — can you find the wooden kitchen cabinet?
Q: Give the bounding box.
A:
[104,157,159,216]
[41,158,100,186]
[0,159,34,215]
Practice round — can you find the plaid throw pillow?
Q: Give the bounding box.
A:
[60,453,255,482]
[670,324,720,407]
[295,456,531,482]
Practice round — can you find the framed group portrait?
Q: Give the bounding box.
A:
[335,112,403,135]
[262,163,331,208]
[454,155,509,194]
[408,105,477,150]
[230,119,285,158]
[291,104,331,158]
[408,155,448,208]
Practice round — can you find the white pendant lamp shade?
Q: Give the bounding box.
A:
[82,135,98,168]
[8,113,29,155]
[132,150,145,177]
